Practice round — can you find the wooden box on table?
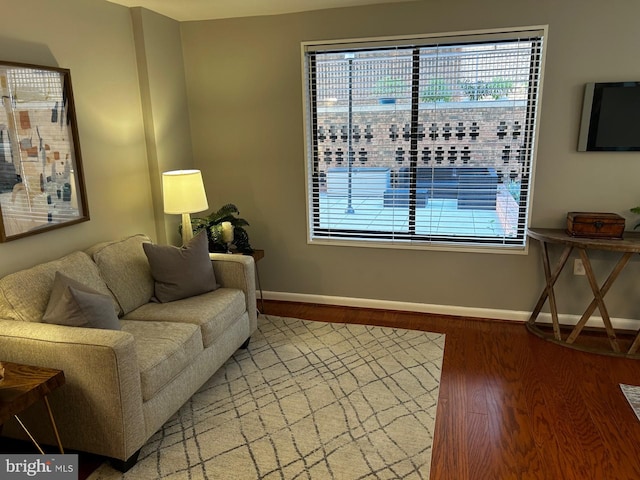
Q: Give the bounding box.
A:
[566,212,625,239]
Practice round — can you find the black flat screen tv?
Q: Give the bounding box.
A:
[577,81,640,151]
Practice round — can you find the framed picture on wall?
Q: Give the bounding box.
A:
[0,60,89,242]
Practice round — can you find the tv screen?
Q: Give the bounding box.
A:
[577,81,640,151]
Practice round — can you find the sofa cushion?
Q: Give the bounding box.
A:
[88,234,155,316]
[121,320,203,401]
[0,251,118,323]
[142,231,217,303]
[42,272,121,330]
[122,288,245,348]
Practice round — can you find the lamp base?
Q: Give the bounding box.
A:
[181,213,194,245]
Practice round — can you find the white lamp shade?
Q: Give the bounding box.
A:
[162,170,209,214]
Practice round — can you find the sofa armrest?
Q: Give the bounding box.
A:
[0,319,145,461]
[209,253,257,333]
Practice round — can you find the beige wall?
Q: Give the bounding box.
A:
[2,0,639,321]
[0,0,155,276]
[131,7,194,246]
[0,1,194,276]
[181,0,640,319]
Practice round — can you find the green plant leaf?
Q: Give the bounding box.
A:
[190,202,253,252]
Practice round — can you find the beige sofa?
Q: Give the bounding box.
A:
[0,234,257,471]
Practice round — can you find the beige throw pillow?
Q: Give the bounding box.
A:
[142,230,217,303]
[42,272,121,330]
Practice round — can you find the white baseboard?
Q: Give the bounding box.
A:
[261,290,640,331]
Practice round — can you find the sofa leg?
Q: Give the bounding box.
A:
[111,449,140,472]
[240,337,251,349]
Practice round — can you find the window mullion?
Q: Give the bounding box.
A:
[408,48,421,236]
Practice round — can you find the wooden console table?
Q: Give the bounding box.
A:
[527,228,640,357]
[0,362,65,453]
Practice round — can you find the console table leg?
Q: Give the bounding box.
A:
[579,249,620,352]
[545,244,563,341]
[628,331,640,355]
[531,242,571,341]
[527,229,640,358]
[567,252,632,345]
[528,243,572,327]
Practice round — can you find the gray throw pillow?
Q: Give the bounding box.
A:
[42,272,121,330]
[142,230,217,303]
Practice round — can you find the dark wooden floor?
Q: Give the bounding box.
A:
[263,300,640,480]
[3,300,640,479]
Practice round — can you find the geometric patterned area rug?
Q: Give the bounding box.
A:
[88,315,445,480]
[621,384,640,422]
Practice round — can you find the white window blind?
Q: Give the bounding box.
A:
[303,27,545,249]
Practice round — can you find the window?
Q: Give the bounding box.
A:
[302,27,546,250]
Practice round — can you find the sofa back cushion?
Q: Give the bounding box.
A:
[142,231,217,303]
[88,234,155,316]
[0,251,118,323]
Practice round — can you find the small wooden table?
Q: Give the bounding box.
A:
[0,361,66,454]
[527,228,640,357]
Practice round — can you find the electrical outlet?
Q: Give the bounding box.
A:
[574,259,586,275]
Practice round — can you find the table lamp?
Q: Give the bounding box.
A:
[162,169,209,245]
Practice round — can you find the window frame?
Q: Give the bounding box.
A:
[302,26,547,253]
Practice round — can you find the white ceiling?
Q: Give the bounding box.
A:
[105,0,414,21]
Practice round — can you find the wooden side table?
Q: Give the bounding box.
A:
[527,228,640,357]
[0,361,66,454]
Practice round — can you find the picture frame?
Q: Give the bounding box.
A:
[0,61,89,242]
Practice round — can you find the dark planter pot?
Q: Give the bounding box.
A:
[208,238,227,253]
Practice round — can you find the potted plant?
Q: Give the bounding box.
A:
[189,203,254,253]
